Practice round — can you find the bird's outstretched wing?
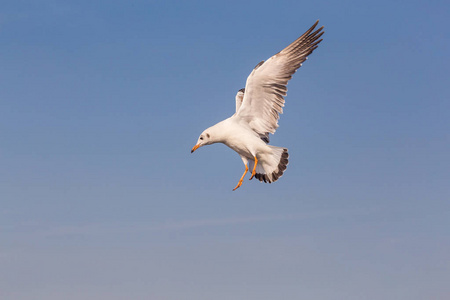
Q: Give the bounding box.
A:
[235,20,324,137]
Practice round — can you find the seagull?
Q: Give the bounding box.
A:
[191,21,324,190]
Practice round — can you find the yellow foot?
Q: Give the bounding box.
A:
[249,156,258,180]
[233,164,248,191]
[233,180,243,191]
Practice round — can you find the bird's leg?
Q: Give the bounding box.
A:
[233,164,248,191]
[249,156,258,180]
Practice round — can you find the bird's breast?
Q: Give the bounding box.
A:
[223,131,266,159]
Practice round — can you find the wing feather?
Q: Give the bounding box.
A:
[235,88,270,143]
[235,88,245,112]
[236,20,324,137]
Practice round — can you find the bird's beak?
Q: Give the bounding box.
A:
[191,144,200,153]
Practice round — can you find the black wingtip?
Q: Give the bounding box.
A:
[313,20,324,31]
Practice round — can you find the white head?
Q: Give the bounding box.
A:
[191,129,215,153]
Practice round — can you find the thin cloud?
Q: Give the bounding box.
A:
[36,208,374,238]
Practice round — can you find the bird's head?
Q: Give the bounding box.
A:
[191,130,213,153]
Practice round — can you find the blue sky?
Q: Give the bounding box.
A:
[1,0,449,299]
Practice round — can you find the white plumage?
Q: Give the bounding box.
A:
[191,21,324,190]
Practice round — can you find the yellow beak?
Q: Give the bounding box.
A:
[191,144,200,153]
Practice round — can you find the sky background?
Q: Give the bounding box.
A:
[1,0,449,299]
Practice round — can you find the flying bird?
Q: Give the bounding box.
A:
[191,21,324,190]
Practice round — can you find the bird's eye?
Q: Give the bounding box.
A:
[200,137,203,140]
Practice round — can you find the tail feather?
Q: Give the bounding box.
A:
[249,146,289,183]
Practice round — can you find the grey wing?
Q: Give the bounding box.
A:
[236,20,324,137]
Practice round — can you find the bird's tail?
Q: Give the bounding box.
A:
[249,146,289,183]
